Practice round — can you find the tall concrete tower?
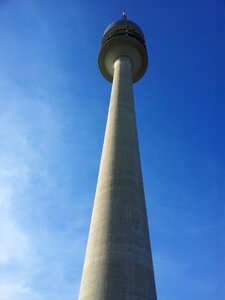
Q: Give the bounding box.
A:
[78,13,157,300]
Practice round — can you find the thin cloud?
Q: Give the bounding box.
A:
[0,84,89,299]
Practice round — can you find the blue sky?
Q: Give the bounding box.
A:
[0,0,224,299]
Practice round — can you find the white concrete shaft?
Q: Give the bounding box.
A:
[78,56,157,300]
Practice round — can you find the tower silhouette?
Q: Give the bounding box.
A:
[78,14,157,300]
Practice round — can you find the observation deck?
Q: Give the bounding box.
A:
[98,14,148,83]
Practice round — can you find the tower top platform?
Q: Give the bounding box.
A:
[103,20,144,39]
[98,16,148,83]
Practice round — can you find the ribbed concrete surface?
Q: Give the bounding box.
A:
[78,56,157,300]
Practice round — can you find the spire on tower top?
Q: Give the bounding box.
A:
[122,11,127,20]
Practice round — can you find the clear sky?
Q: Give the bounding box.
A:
[0,0,224,299]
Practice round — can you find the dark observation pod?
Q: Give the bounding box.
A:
[98,13,148,83]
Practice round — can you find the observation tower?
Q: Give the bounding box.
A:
[78,13,157,300]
